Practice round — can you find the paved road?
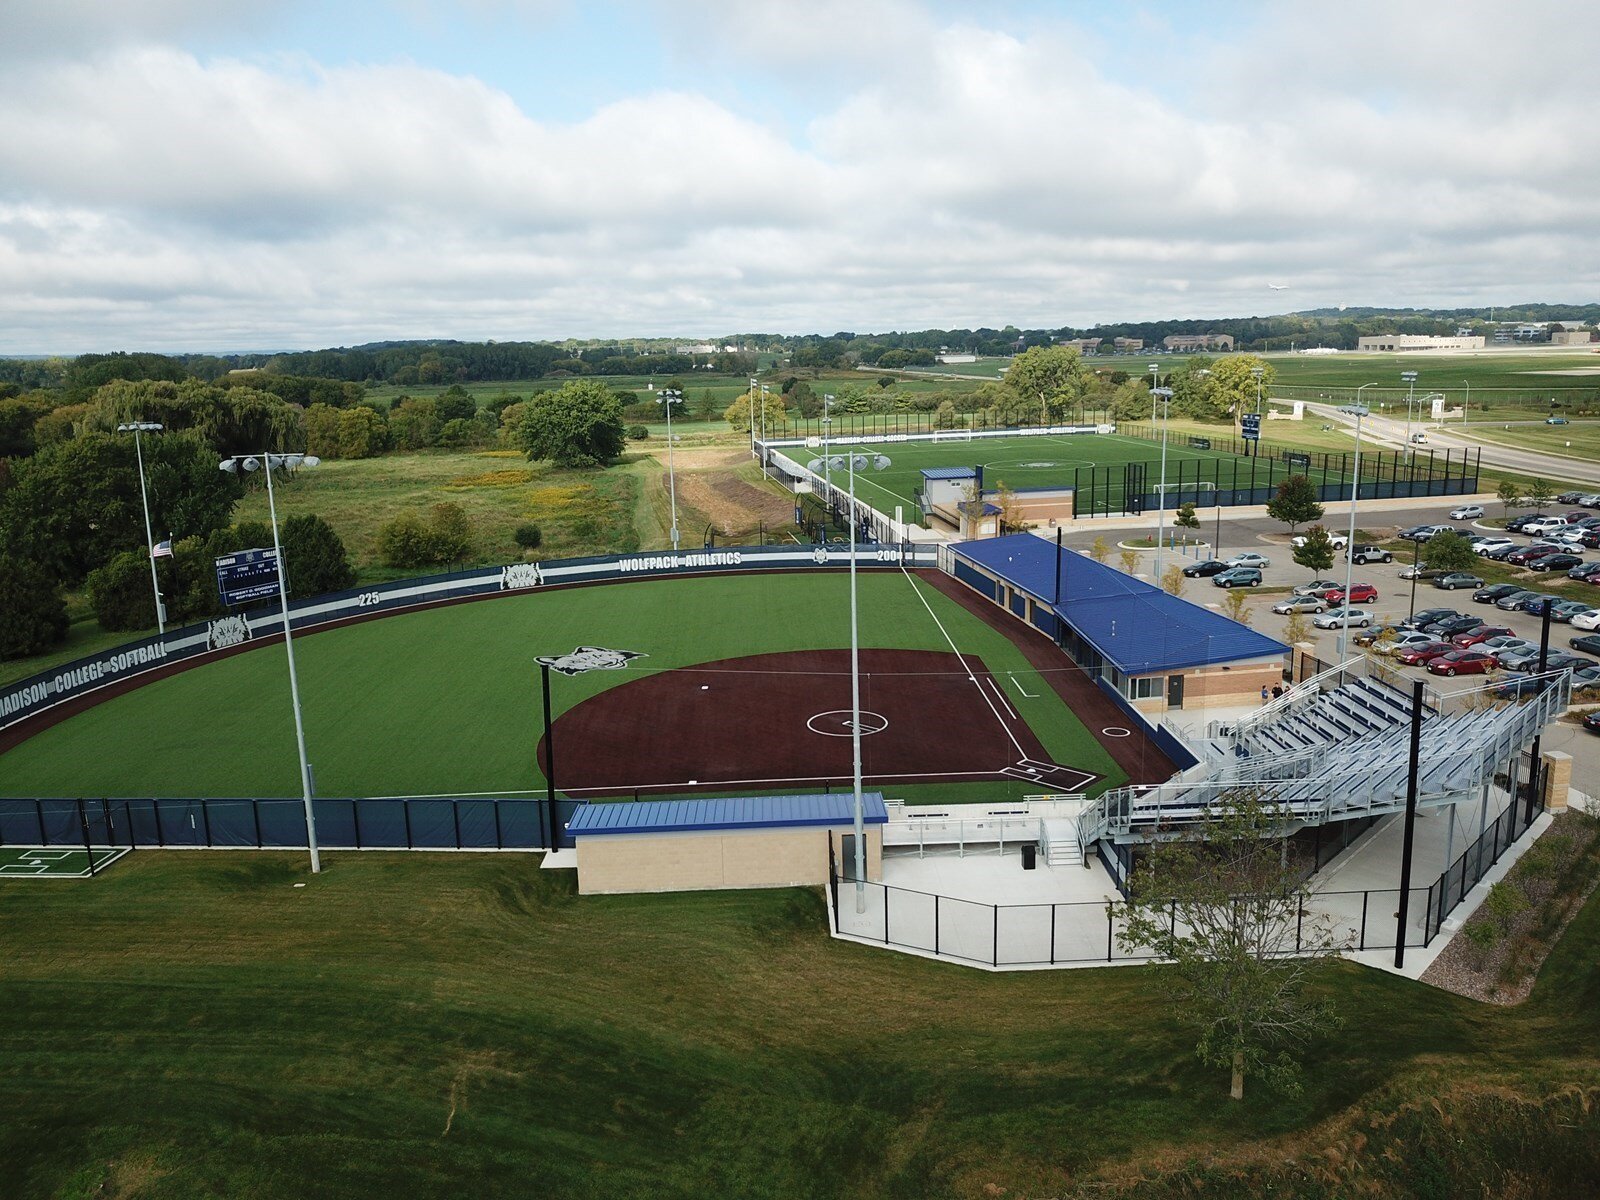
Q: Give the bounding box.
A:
[1308,401,1600,488]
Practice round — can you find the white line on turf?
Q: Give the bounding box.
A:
[1008,673,1039,698]
[986,677,1019,719]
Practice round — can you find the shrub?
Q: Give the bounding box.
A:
[85,549,156,631]
[377,512,436,569]
[627,424,650,440]
[0,555,69,658]
[427,503,473,565]
[280,514,356,598]
[513,523,542,550]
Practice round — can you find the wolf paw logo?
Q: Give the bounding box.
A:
[207,615,251,650]
[501,562,544,590]
[811,548,831,565]
[536,646,646,676]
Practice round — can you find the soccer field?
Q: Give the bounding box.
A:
[798,430,1360,520]
[0,572,1128,807]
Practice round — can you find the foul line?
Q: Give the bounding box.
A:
[1008,673,1039,698]
[896,564,1027,758]
[985,677,1019,719]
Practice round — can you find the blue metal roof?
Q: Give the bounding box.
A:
[920,466,978,480]
[952,534,1290,675]
[567,792,890,837]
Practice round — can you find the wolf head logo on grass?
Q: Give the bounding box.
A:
[536,646,646,676]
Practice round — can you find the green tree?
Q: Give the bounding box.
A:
[1207,355,1274,424]
[336,406,387,458]
[1089,536,1111,564]
[280,514,356,598]
[693,389,719,421]
[1291,525,1336,575]
[389,397,441,450]
[426,502,473,565]
[1003,345,1091,424]
[1175,501,1201,532]
[933,400,958,430]
[1161,564,1185,596]
[1107,379,1151,422]
[1496,478,1523,518]
[377,512,435,569]
[435,386,477,423]
[1222,588,1253,625]
[1422,529,1477,572]
[1524,478,1555,513]
[1116,792,1342,1099]
[1266,474,1324,534]
[516,380,627,468]
[85,549,156,631]
[0,556,69,658]
[1282,610,1312,647]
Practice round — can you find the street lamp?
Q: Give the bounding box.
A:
[1335,405,1368,656]
[1400,370,1418,459]
[116,421,166,635]
[218,452,323,873]
[1151,386,1174,581]
[660,388,683,550]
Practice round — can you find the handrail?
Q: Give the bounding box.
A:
[1228,657,1359,742]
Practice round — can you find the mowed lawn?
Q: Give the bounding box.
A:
[0,852,1597,1199]
[0,572,1125,805]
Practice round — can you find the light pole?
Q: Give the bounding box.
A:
[117,421,166,635]
[661,388,683,550]
[1401,370,1418,459]
[831,448,890,911]
[1151,386,1174,580]
[219,452,323,873]
[822,394,835,532]
[759,385,771,478]
[1335,405,1368,656]
[1462,379,1471,426]
[748,377,758,459]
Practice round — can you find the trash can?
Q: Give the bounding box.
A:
[1021,843,1037,870]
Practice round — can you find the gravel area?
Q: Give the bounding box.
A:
[1421,810,1600,1004]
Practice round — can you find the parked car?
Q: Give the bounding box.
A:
[1570,633,1600,657]
[1354,623,1406,648]
[1494,589,1540,611]
[1530,552,1585,572]
[1399,524,1456,541]
[1271,594,1326,615]
[1400,564,1444,580]
[1518,593,1562,614]
[1403,607,1459,630]
[1427,650,1496,676]
[1325,583,1378,605]
[1472,537,1515,556]
[1212,567,1262,588]
[1495,646,1547,673]
[1448,504,1485,520]
[1483,543,1524,561]
[1423,614,1486,639]
[1472,583,1524,604]
[1225,551,1271,569]
[1495,675,1557,700]
[1572,666,1600,694]
[1410,432,1429,443]
[1579,494,1600,508]
[1382,631,1445,656]
[1571,608,1600,632]
[1292,578,1343,597]
[1507,544,1563,566]
[1396,640,1455,665]
[1551,600,1596,623]
[1432,571,1485,591]
[1505,514,1541,532]
[1289,530,1349,549]
[1576,530,1600,550]
[1453,624,1515,647]
[1544,653,1599,673]
[1557,491,1587,505]
[1583,710,1600,734]
[1312,606,1371,629]
[1346,544,1393,565]
[1481,636,1537,665]
[1182,558,1230,578]
[1546,415,1569,425]
[1523,516,1571,536]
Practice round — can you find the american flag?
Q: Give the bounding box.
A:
[151,538,173,559]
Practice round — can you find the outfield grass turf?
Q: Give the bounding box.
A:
[0,851,1596,1199]
[804,431,1358,519]
[0,572,1127,805]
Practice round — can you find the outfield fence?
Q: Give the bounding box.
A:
[0,543,938,739]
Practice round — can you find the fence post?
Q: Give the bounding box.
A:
[493,799,503,849]
[352,798,362,850]
[200,799,212,848]
[35,799,45,845]
[153,799,165,847]
[78,799,95,876]
[1296,896,1304,951]
[251,798,262,848]
[992,904,999,966]
[935,894,940,956]
[1050,903,1056,965]
[1106,907,1114,962]
[451,801,462,849]
[1359,890,1368,950]
[125,800,136,850]
[402,799,413,849]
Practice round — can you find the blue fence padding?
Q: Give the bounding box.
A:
[0,796,568,852]
[952,559,996,599]
[1091,678,1199,771]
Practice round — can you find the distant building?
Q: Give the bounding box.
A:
[1552,329,1594,346]
[1062,338,1102,354]
[935,353,977,364]
[1113,337,1144,352]
[1356,335,1486,352]
[1162,334,1235,352]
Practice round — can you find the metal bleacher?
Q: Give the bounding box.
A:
[1075,660,1571,857]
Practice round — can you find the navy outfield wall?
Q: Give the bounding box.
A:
[0,543,939,739]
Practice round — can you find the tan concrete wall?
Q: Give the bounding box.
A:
[1009,493,1075,523]
[576,825,882,895]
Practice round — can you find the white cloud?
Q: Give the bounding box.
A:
[1,1,1599,352]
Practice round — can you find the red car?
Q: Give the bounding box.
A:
[1397,640,1455,666]
[1427,650,1496,676]
[1325,583,1379,605]
[1453,625,1515,648]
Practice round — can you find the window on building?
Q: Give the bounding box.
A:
[1128,676,1162,700]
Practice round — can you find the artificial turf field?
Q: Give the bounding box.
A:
[796,430,1357,520]
[0,571,1140,807]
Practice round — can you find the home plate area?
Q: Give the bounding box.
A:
[541,649,1099,796]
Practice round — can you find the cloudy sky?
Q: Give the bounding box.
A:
[2,0,1597,353]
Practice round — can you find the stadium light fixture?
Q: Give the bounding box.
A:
[116,421,167,635]
[839,449,890,911]
[218,451,323,874]
[661,388,683,550]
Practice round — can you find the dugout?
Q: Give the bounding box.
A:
[569,793,887,896]
[948,534,1289,715]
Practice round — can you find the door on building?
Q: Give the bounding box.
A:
[1167,674,1185,709]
